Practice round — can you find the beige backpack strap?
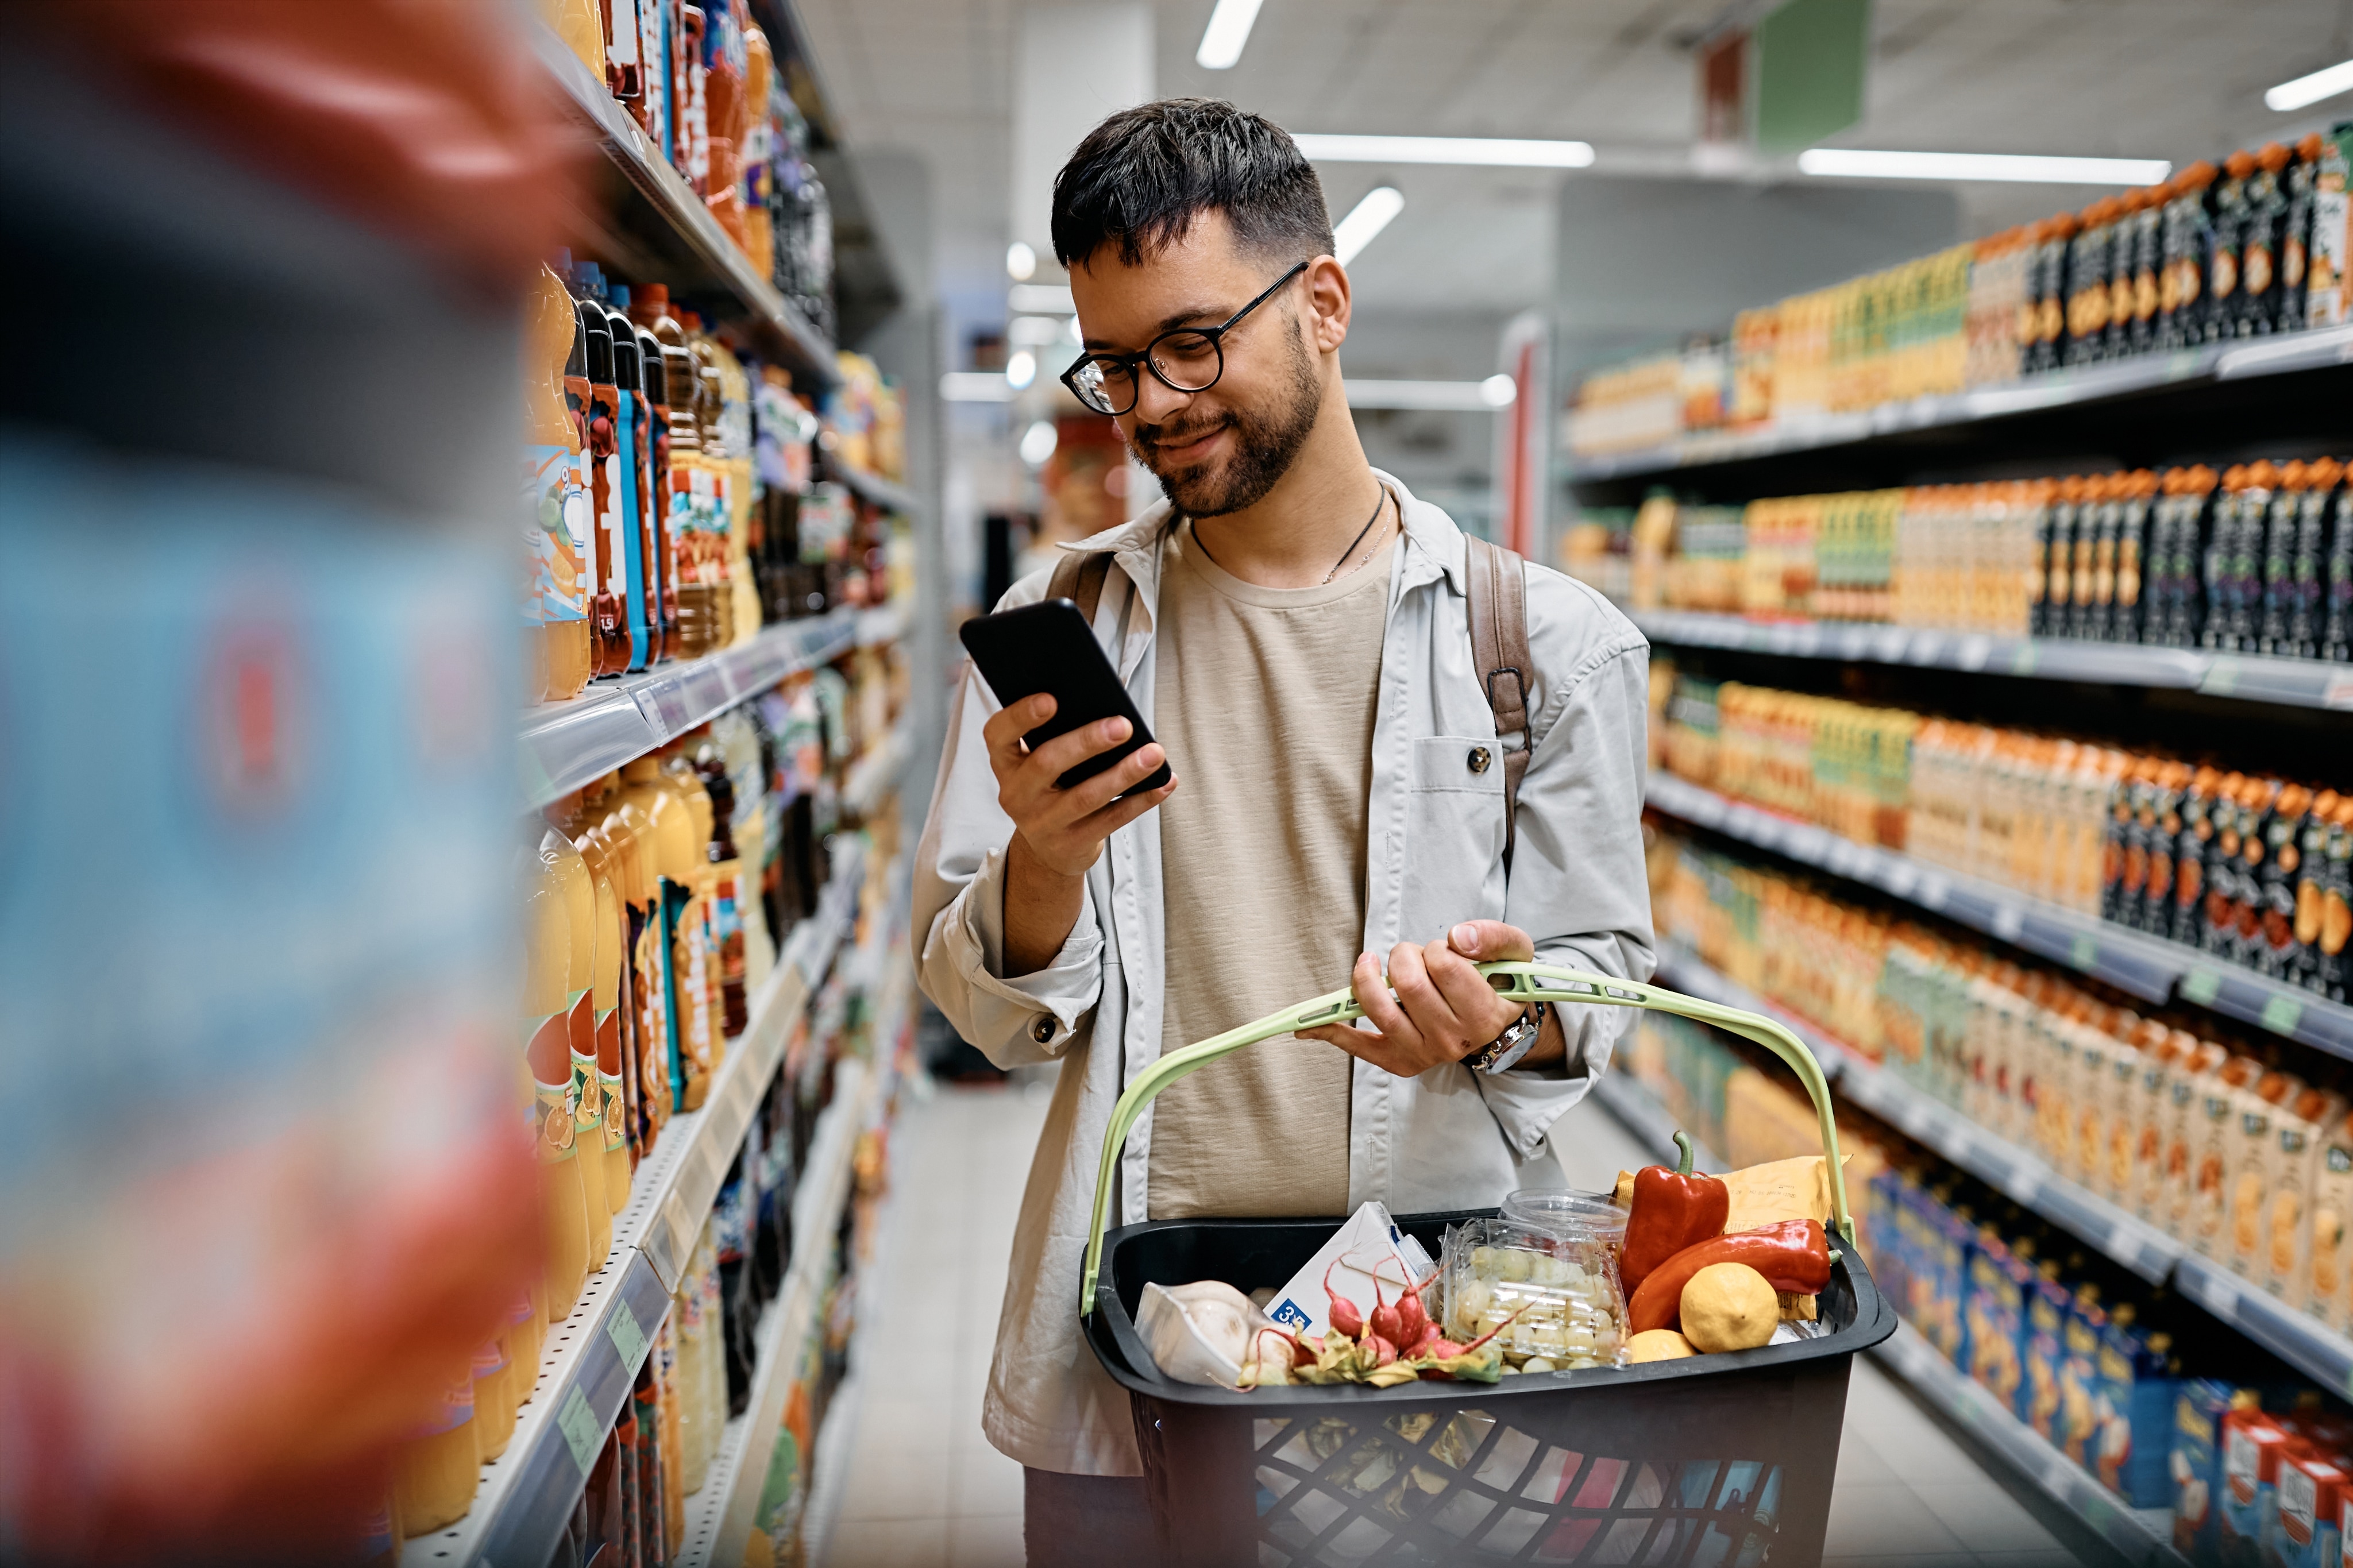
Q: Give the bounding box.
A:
[1463,535,1533,864]
[1046,550,1114,625]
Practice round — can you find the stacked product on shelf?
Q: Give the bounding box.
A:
[1580,458,2353,660]
[1653,672,2353,996]
[1621,1005,2353,1564]
[1566,125,2353,460]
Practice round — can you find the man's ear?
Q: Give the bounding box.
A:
[1305,254,1351,353]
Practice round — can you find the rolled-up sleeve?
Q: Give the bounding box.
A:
[1477,586,1654,1159]
[911,662,1108,1068]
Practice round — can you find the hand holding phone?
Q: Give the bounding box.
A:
[962,599,1178,879]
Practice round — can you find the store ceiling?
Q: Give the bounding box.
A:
[796,0,2353,326]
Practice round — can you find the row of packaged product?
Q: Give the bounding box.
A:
[1565,126,2353,457]
[526,258,908,704]
[539,0,836,335]
[1623,1009,2352,1565]
[1654,671,2353,996]
[380,627,902,1546]
[1587,458,2353,659]
[1651,830,2353,1332]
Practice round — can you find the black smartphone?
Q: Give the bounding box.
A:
[958,598,1174,795]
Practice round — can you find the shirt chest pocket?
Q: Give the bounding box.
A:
[1399,735,1508,932]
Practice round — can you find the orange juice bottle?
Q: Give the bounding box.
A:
[543,828,612,1268]
[620,756,703,1113]
[658,746,723,1101]
[393,1364,480,1535]
[524,853,592,1320]
[504,1287,542,1408]
[471,1334,518,1462]
[529,264,593,701]
[564,800,637,1204]
[596,771,672,1152]
[574,779,646,1171]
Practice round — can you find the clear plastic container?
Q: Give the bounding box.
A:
[1440,1217,1627,1372]
[1501,1188,1629,1260]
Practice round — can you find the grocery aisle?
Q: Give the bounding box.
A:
[822,1083,2084,1568]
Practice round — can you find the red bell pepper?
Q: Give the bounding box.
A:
[1619,1130,1730,1297]
[1626,1219,1834,1335]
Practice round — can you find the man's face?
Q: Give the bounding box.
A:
[1069,213,1328,519]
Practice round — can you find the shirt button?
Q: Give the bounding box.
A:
[1468,746,1492,775]
[1031,1015,1056,1044]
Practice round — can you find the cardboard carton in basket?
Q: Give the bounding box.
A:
[1263,1201,1436,1342]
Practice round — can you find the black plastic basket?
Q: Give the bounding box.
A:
[1074,964,1897,1566]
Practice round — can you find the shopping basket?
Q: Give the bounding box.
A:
[1078,963,1896,1567]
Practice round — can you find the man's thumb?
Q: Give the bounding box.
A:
[1449,921,1533,960]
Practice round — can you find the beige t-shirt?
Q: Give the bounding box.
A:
[1145,520,1392,1219]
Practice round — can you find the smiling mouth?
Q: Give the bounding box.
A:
[1147,423,1226,464]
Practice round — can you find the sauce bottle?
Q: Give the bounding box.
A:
[2207,150,2256,342]
[2171,766,2223,946]
[603,298,657,671]
[2282,134,2325,333]
[2232,461,2279,651]
[544,828,612,1267]
[2204,466,2248,649]
[2159,163,2217,349]
[577,293,636,678]
[633,285,697,659]
[2240,143,2292,337]
[635,323,676,664]
[2260,460,2308,655]
[524,852,592,1322]
[527,264,593,702]
[2296,790,2340,992]
[563,296,626,678]
[2290,457,2342,659]
[2261,785,2311,979]
[392,1364,480,1536]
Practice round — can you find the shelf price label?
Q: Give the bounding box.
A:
[2182,968,2222,1006]
[606,1299,651,1371]
[556,1384,604,1478]
[2069,934,2099,971]
[2263,994,2306,1037]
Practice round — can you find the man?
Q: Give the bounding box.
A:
[911,98,1652,1563]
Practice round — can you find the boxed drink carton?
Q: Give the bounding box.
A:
[2270,1088,2344,1308]
[2089,1312,2181,1508]
[2072,1024,2112,1191]
[2166,1041,2230,1237]
[2103,1031,2151,1202]
[2173,1381,2242,1562]
[2219,1404,2292,1563]
[2279,1448,2351,1568]
[2229,1071,2304,1282]
[2022,1266,2072,1436]
[1965,1235,2031,1412]
[2190,1056,2263,1257]
[2130,1029,2184,1218]
[2306,1111,2353,1329]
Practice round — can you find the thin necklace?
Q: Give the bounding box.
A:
[1321,484,1391,585]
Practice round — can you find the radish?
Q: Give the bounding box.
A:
[1366,1333,1397,1368]
[1394,1285,1428,1347]
[1368,1268,1402,1346]
[1321,1258,1364,1339]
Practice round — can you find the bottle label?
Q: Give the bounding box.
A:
[527,1008,578,1162]
[415,1371,477,1437]
[526,444,590,625]
[615,389,650,670]
[601,1067,630,1157]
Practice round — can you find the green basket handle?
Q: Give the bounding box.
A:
[1079,961,1850,1316]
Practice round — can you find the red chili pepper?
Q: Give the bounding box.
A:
[1625,1219,1833,1335]
[1619,1130,1731,1297]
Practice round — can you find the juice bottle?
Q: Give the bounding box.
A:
[527,264,593,701]
[695,735,750,1034]
[581,773,650,1160]
[565,801,637,1200]
[471,1333,518,1462]
[641,752,717,1112]
[635,321,676,664]
[2239,143,2291,337]
[620,757,697,1118]
[524,853,592,1322]
[2283,133,2327,333]
[701,0,748,247]
[678,3,711,195]
[577,293,637,678]
[392,1364,480,1536]
[2207,150,2255,343]
[562,296,626,678]
[504,1287,542,1410]
[2158,162,2216,349]
[543,828,612,1268]
[602,0,645,103]
[665,743,727,1075]
[603,772,673,1152]
[627,0,671,155]
[542,0,605,76]
[603,298,657,671]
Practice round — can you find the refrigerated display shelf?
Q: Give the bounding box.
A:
[519,608,864,809]
[398,844,863,1567]
[1587,1072,2189,1565]
[1631,608,2353,713]
[1870,1325,2189,1567]
[1645,771,2353,1060]
[530,20,838,391]
[1564,326,2353,484]
[1651,943,2183,1285]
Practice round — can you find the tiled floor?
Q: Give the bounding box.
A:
[818,1079,2084,1568]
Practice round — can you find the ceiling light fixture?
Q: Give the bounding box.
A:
[1005,350,1037,391]
[1332,186,1404,264]
[1292,134,1595,168]
[1195,0,1264,69]
[1797,148,2170,185]
[1344,377,1518,412]
[2267,58,2353,111]
[1006,241,1037,280]
[1019,420,1059,466]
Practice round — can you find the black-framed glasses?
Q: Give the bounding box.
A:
[1059,260,1310,416]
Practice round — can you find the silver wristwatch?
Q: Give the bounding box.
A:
[1465,1000,1546,1075]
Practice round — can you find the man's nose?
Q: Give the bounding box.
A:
[1131,367,1195,429]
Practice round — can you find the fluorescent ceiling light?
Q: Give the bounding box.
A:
[1009,283,1076,314]
[1195,0,1263,69]
[1005,350,1037,391]
[1345,376,1518,411]
[1333,186,1404,264]
[2268,59,2353,111]
[1291,134,1594,168]
[940,372,1016,403]
[1007,315,1071,346]
[1006,241,1037,280]
[1019,420,1059,467]
[1797,148,2170,185]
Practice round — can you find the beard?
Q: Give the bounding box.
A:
[1129,322,1323,519]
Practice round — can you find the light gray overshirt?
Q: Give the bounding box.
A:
[911,472,1656,1475]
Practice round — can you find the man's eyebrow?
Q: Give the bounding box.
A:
[1081,301,1230,353]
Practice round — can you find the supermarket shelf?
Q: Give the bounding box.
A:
[840,715,915,820]
[2173,1255,2353,1399]
[1630,609,2353,713]
[531,21,838,390]
[826,460,918,516]
[1564,327,2353,485]
[519,609,862,809]
[676,1055,875,1567]
[1644,771,2353,1060]
[1870,1324,2189,1567]
[855,601,907,648]
[1652,943,2182,1285]
[1586,1069,1723,1173]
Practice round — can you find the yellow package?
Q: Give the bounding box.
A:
[2306,1109,2353,1329]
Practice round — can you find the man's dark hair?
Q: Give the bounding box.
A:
[1050,98,1334,271]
